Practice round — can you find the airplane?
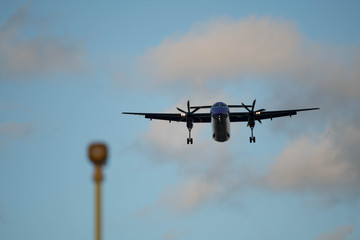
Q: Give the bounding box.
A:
[123,100,319,144]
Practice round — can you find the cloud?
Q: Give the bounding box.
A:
[159,178,222,211]
[135,16,360,210]
[315,225,355,240]
[139,16,360,97]
[137,101,251,211]
[0,122,33,148]
[259,121,360,199]
[162,229,186,240]
[0,6,89,80]
[139,16,302,85]
[141,120,233,211]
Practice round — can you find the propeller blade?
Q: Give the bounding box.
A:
[252,99,256,111]
[177,107,187,114]
[187,100,190,112]
[191,107,200,114]
[228,104,252,108]
[255,109,266,113]
[242,103,251,112]
[257,119,262,124]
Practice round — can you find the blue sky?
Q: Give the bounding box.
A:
[1,1,360,240]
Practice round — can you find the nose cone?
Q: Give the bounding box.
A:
[214,107,228,115]
[211,107,229,121]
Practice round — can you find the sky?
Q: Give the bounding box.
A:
[1,0,360,239]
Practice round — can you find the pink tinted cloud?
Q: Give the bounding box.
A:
[0,6,89,80]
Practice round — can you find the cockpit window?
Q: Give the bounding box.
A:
[212,102,227,108]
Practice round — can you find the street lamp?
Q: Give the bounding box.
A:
[88,143,107,240]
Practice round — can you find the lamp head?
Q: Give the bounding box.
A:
[88,143,107,166]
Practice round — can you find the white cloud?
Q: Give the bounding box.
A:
[140,16,302,85]
[139,16,360,98]
[135,16,360,210]
[260,121,360,199]
[139,113,251,211]
[0,6,89,80]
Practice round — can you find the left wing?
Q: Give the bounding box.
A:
[230,108,319,122]
[122,112,211,123]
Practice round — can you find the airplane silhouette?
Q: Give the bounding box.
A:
[123,100,319,144]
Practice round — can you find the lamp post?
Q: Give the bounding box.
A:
[88,143,107,240]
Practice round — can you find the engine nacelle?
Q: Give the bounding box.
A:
[186,119,193,130]
[247,117,255,128]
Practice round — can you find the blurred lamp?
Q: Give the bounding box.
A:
[89,143,107,166]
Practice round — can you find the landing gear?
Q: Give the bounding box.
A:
[243,99,264,144]
[249,126,256,143]
[177,100,199,145]
[187,129,193,144]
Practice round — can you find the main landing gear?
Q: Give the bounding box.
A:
[185,113,195,144]
[187,126,193,144]
[249,127,256,143]
[176,100,199,145]
[242,99,265,144]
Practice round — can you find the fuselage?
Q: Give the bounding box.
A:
[211,102,231,142]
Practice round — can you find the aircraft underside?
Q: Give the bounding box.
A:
[212,114,230,142]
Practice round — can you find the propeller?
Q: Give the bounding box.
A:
[241,99,266,124]
[177,100,201,144]
[177,100,200,117]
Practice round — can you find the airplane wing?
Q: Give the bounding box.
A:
[229,108,319,122]
[122,112,212,123]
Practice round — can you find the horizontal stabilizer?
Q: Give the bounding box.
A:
[228,105,252,108]
[191,104,252,109]
[190,105,212,109]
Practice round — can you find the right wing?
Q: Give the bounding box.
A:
[229,108,319,122]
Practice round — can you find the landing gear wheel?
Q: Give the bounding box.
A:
[253,137,256,143]
[249,137,252,143]
[187,138,193,144]
[249,137,256,143]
